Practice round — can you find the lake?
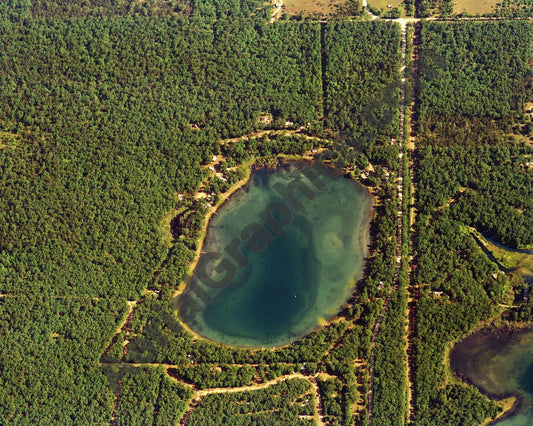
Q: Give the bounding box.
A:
[177,161,373,347]
[451,327,533,425]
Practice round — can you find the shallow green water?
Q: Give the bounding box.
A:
[451,328,533,425]
[177,161,373,347]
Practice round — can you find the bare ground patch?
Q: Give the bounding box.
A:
[283,0,359,17]
[454,0,499,15]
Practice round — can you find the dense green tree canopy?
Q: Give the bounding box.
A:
[0,1,405,421]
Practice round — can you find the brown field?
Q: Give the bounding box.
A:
[454,0,499,15]
[283,0,357,17]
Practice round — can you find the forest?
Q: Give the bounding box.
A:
[0,14,323,300]
[3,0,531,423]
[415,0,454,17]
[324,21,401,153]
[415,0,533,17]
[113,366,193,425]
[0,0,265,19]
[187,378,316,425]
[417,145,533,248]
[412,20,533,425]
[496,0,533,17]
[0,9,323,423]
[0,0,409,420]
[105,17,404,423]
[0,296,128,423]
[417,21,532,146]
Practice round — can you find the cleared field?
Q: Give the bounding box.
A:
[367,0,404,13]
[283,0,359,17]
[454,0,498,15]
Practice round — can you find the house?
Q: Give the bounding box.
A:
[259,113,272,124]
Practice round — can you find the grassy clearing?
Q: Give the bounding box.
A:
[283,0,357,17]
[473,229,532,271]
[454,0,499,15]
[517,256,533,279]
[367,0,404,13]
[160,209,179,248]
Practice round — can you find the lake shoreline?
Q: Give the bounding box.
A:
[170,158,255,344]
[173,156,376,349]
[450,324,533,424]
